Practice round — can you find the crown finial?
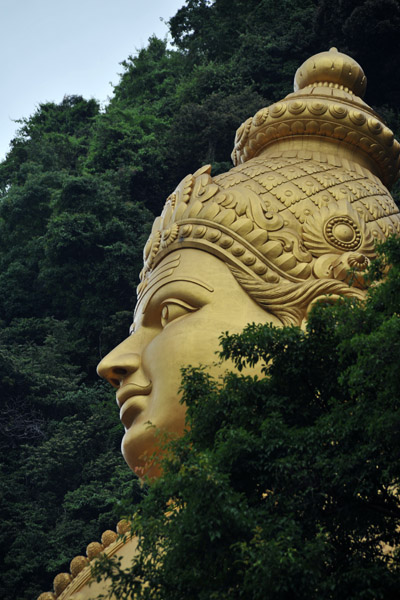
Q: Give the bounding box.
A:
[294,47,367,98]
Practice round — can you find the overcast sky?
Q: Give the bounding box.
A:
[0,0,185,160]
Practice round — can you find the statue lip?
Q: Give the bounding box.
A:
[117,383,152,429]
[116,382,152,410]
[120,395,148,429]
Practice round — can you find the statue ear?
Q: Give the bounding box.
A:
[300,294,342,331]
[313,252,371,288]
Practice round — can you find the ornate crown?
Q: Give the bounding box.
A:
[138,48,400,299]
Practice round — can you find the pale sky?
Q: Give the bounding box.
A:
[0,0,185,160]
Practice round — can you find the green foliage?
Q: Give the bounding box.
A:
[0,96,99,189]
[169,0,318,99]
[113,37,187,109]
[313,0,400,106]
[93,237,400,600]
[0,90,151,599]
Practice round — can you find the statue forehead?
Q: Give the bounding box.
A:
[135,249,225,316]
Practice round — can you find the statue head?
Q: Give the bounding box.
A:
[97,48,400,479]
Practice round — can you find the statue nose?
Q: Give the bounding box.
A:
[97,351,141,388]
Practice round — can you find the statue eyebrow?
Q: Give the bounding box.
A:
[139,277,214,316]
[136,255,181,306]
[136,253,214,317]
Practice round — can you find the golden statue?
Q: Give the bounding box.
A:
[38,48,400,600]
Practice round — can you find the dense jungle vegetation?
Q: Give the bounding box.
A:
[1,0,400,598]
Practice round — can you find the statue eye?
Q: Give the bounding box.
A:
[160,300,197,328]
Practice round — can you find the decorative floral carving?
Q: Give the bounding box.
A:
[309,101,327,116]
[302,199,376,258]
[53,573,72,596]
[37,521,132,599]
[288,100,306,115]
[332,252,371,288]
[143,230,161,271]
[160,224,179,248]
[347,252,369,270]
[233,117,252,154]
[253,108,269,126]
[70,556,88,578]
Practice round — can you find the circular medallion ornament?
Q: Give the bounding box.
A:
[324,216,361,251]
[270,102,286,118]
[309,101,327,116]
[302,199,376,259]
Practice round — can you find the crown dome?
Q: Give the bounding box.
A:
[294,47,367,97]
[232,49,400,188]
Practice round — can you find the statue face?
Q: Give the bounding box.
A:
[97,249,281,478]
